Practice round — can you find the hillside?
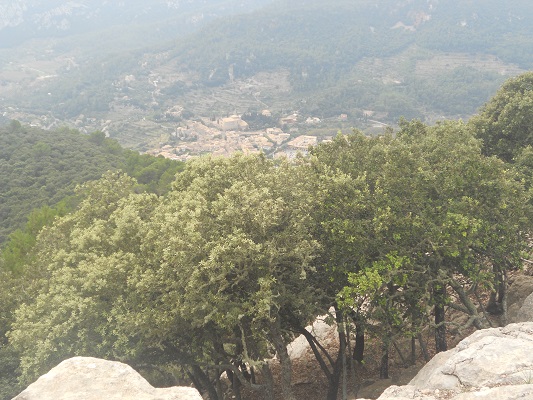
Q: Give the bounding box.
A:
[1,0,533,152]
[0,122,183,247]
[0,0,273,49]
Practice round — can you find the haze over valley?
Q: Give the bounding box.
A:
[1,0,532,158]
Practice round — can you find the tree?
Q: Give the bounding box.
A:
[396,120,530,337]
[471,72,533,162]
[308,131,388,395]
[0,199,74,274]
[312,120,530,372]
[137,154,323,399]
[8,155,324,400]
[8,172,151,383]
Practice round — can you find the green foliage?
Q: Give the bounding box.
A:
[0,122,184,248]
[0,123,123,246]
[0,199,74,274]
[0,122,185,397]
[121,150,184,195]
[3,75,533,398]
[7,172,150,383]
[471,72,533,162]
[312,118,530,343]
[7,155,322,396]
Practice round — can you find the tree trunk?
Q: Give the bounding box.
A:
[216,374,226,400]
[501,269,508,326]
[417,333,430,361]
[269,318,296,400]
[250,366,256,384]
[342,331,347,400]
[231,370,242,400]
[411,336,416,365]
[326,346,343,400]
[236,321,275,398]
[434,283,447,353]
[345,321,358,397]
[392,340,408,367]
[487,265,506,315]
[417,333,430,362]
[191,365,219,400]
[449,278,487,329]
[295,322,334,377]
[353,322,365,364]
[379,341,389,379]
[260,364,275,400]
[326,309,348,400]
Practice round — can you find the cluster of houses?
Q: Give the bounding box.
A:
[148,112,332,161]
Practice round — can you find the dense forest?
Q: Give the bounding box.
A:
[0,123,184,275]
[1,73,533,400]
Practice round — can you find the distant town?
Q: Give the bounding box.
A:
[142,107,396,161]
[1,102,393,161]
[146,112,336,161]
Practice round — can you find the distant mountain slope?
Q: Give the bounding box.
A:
[0,0,274,49]
[2,0,533,148]
[130,0,533,120]
[101,0,533,121]
[170,0,533,86]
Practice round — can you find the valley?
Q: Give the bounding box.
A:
[1,0,533,160]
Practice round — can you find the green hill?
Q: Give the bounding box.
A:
[0,122,183,246]
[161,0,533,119]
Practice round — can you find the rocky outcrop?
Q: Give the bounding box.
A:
[514,292,533,323]
[12,357,202,400]
[361,322,533,400]
[508,275,533,323]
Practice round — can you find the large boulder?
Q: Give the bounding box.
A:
[362,322,533,400]
[515,292,533,323]
[12,357,202,400]
[507,275,533,323]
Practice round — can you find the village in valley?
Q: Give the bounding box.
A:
[145,111,340,161]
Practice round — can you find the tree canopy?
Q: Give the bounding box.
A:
[471,72,533,162]
[2,74,533,400]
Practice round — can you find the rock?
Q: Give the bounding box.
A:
[365,323,533,400]
[507,302,521,323]
[12,357,202,400]
[515,292,533,323]
[507,275,533,323]
[288,315,337,360]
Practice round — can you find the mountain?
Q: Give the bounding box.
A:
[164,0,532,117]
[0,0,274,49]
[1,0,532,150]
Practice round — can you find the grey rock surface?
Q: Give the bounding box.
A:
[363,323,533,400]
[12,357,202,400]
[516,292,533,323]
[508,275,533,323]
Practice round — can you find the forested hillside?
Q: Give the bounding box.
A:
[163,0,533,119]
[2,0,533,149]
[0,122,183,246]
[2,74,533,400]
